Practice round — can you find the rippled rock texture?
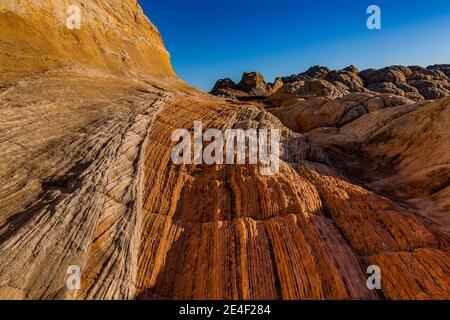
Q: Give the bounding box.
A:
[0,1,448,300]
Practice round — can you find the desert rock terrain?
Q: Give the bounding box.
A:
[0,0,448,300]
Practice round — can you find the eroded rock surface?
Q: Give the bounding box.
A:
[213,64,450,102]
[0,0,174,83]
[0,1,448,300]
[212,65,449,241]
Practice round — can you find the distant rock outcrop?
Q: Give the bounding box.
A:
[0,0,175,83]
[211,72,271,100]
[213,64,450,102]
[238,72,269,96]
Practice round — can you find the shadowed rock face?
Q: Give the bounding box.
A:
[211,72,270,99]
[0,1,449,300]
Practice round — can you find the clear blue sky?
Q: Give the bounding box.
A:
[139,0,450,91]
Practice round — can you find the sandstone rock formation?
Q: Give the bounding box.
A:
[211,72,271,100]
[217,64,450,102]
[269,92,415,132]
[0,1,448,300]
[213,64,450,233]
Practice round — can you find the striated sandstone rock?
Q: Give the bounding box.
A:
[268,92,414,132]
[269,79,348,105]
[0,0,449,301]
[360,66,408,84]
[282,65,330,83]
[367,82,406,96]
[408,66,448,81]
[325,69,364,91]
[210,72,270,100]
[344,65,360,74]
[303,65,330,79]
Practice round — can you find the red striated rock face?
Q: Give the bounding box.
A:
[132,97,449,300]
[0,1,448,300]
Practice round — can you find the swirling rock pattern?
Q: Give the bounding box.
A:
[0,1,448,300]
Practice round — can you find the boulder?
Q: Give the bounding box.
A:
[325,70,364,91]
[395,82,420,93]
[361,67,407,84]
[367,82,405,96]
[405,92,425,101]
[410,79,438,89]
[419,87,449,100]
[303,65,330,78]
[408,65,447,81]
[237,72,269,96]
[344,65,360,74]
[269,79,347,105]
[428,64,450,78]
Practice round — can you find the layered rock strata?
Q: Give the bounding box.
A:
[0,1,448,300]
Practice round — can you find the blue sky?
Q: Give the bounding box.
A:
[139,0,450,91]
